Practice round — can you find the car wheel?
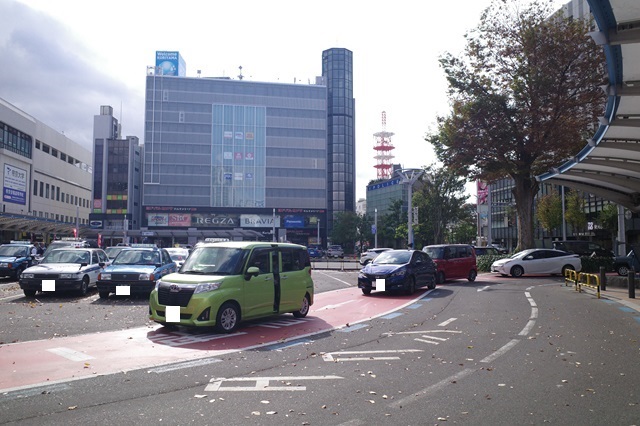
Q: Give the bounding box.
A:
[13,267,24,280]
[361,287,372,295]
[427,276,436,290]
[23,289,36,297]
[510,265,524,278]
[215,302,240,333]
[468,269,477,282]
[436,271,445,284]
[78,277,90,296]
[293,294,310,318]
[561,265,575,276]
[406,277,416,295]
[99,291,110,299]
[617,265,630,276]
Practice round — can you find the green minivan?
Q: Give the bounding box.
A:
[149,241,314,333]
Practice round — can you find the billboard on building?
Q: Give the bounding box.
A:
[3,164,27,205]
[155,51,186,76]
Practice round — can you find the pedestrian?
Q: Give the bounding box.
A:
[36,243,44,256]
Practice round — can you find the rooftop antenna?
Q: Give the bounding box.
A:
[238,65,243,80]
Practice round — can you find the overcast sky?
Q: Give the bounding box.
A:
[1,0,565,201]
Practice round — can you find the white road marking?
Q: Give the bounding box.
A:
[480,338,520,363]
[322,349,423,362]
[205,375,343,392]
[46,347,94,362]
[148,358,222,373]
[438,318,457,326]
[415,335,449,345]
[389,368,475,408]
[315,300,355,311]
[389,330,462,335]
[314,270,355,286]
[477,286,490,292]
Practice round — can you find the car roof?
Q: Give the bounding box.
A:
[197,241,305,250]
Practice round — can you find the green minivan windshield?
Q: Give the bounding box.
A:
[181,247,248,275]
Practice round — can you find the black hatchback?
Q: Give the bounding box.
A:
[357,249,436,295]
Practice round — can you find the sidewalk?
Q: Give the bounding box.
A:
[574,279,640,313]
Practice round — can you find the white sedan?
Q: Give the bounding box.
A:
[491,248,581,278]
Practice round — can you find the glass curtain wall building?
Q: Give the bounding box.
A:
[142,72,327,246]
[322,48,355,233]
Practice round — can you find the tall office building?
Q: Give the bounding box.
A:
[141,61,328,246]
[89,106,142,245]
[322,48,355,233]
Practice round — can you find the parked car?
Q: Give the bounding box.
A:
[358,249,436,295]
[552,240,614,257]
[359,247,392,265]
[149,241,314,332]
[104,246,129,261]
[491,248,581,278]
[307,247,323,259]
[97,245,177,299]
[422,244,477,284]
[165,247,190,268]
[0,241,37,279]
[42,239,98,259]
[19,248,110,297]
[326,245,344,258]
[613,246,640,276]
[473,246,501,256]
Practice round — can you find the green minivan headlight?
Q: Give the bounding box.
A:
[194,282,222,294]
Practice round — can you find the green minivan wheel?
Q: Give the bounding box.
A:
[215,302,240,333]
[293,294,310,318]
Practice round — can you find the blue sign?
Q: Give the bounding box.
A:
[3,187,25,205]
[284,216,304,228]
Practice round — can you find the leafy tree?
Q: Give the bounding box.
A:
[355,213,373,253]
[426,0,605,251]
[412,165,468,246]
[564,190,587,235]
[379,199,404,248]
[330,211,359,253]
[597,203,618,242]
[536,192,563,233]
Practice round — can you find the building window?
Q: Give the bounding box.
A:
[42,144,50,154]
[39,181,43,197]
[33,180,38,196]
[60,153,66,161]
[45,184,49,199]
[51,148,58,158]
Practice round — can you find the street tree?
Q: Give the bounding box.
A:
[413,165,468,246]
[536,191,563,234]
[564,190,587,235]
[597,203,618,245]
[330,211,359,253]
[426,0,605,251]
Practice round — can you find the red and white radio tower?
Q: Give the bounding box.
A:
[373,111,395,179]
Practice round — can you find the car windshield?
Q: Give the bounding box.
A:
[114,250,160,265]
[423,247,444,259]
[42,249,91,264]
[105,247,126,258]
[0,246,29,257]
[181,247,247,275]
[373,251,411,265]
[512,249,535,259]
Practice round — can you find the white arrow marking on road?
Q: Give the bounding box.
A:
[322,349,423,362]
[205,375,343,391]
[478,286,490,292]
[315,300,355,311]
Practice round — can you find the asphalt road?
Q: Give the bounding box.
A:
[1,272,640,425]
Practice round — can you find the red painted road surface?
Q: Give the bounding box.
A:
[0,287,430,392]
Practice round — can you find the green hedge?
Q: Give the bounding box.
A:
[580,256,614,273]
[476,255,509,272]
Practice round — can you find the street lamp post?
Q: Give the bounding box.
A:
[396,168,425,249]
[374,208,378,248]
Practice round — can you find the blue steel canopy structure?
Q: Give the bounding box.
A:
[538,0,640,212]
